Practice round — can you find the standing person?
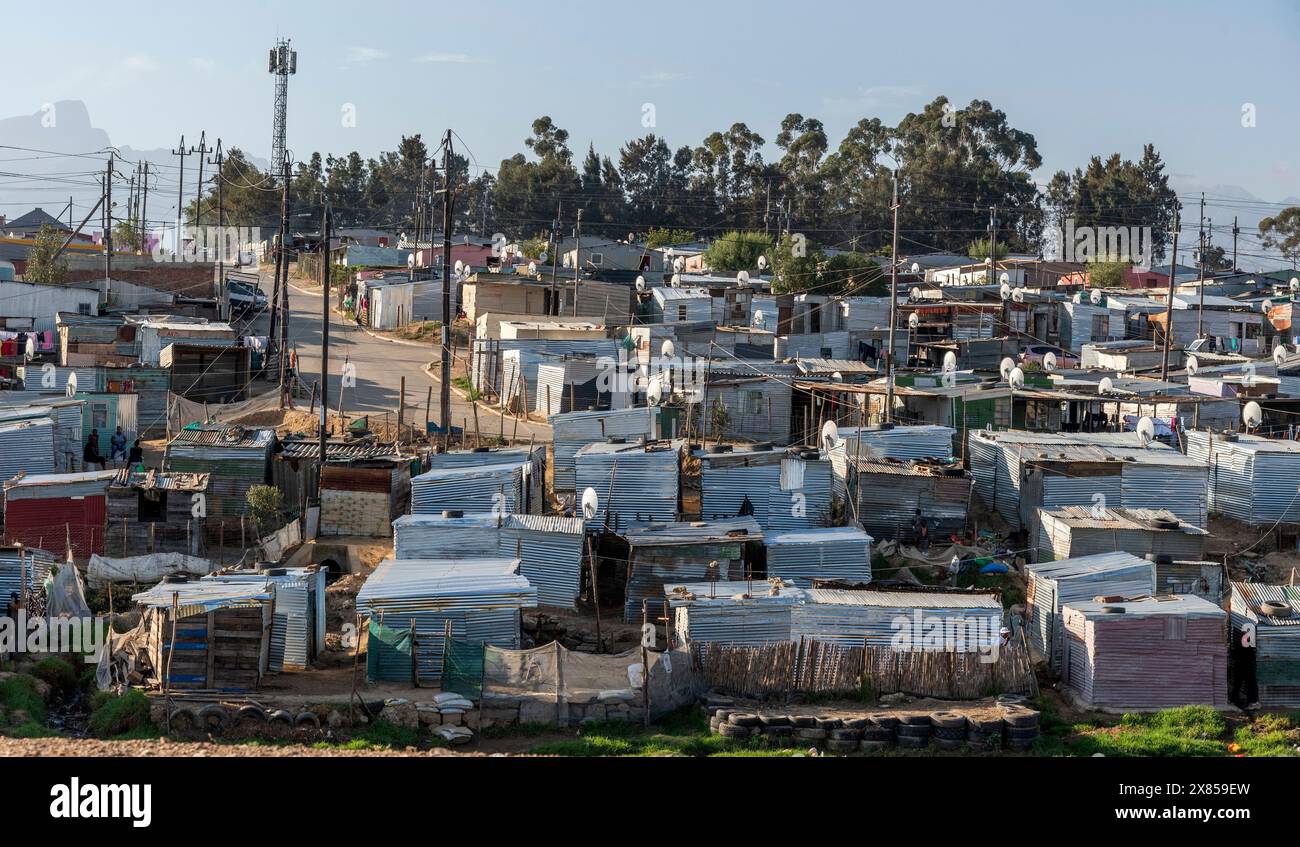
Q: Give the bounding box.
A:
[1232,622,1259,709]
[127,439,144,468]
[912,509,930,551]
[109,426,129,466]
[83,431,106,470]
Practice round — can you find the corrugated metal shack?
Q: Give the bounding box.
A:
[698,446,832,531]
[471,338,615,403]
[575,439,683,531]
[106,468,209,557]
[0,545,57,599]
[549,407,658,492]
[3,470,116,557]
[391,513,586,610]
[1024,552,1155,671]
[0,418,55,482]
[1035,507,1208,563]
[76,391,138,443]
[161,342,251,403]
[1186,431,1300,525]
[842,458,970,542]
[1155,559,1224,605]
[0,402,79,473]
[56,313,136,366]
[533,358,606,416]
[410,462,532,516]
[766,526,873,587]
[421,445,546,512]
[319,458,411,537]
[620,518,763,623]
[652,286,712,323]
[273,439,407,516]
[132,578,274,691]
[699,375,795,445]
[970,430,1208,532]
[791,587,1003,648]
[667,579,807,646]
[165,425,275,528]
[1231,582,1300,707]
[356,558,537,683]
[1061,595,1229,710]
[202,567,327,672]
[101,366,170,439]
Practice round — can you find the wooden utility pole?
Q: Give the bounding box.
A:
[1232,215,1240,272]
[208,140,226,315]
[277,158,292,405]
[1197,193,1206,339]
[884,169,900,423]
[1160,206,1181,382]
[572,208,582,317]
[139,162,149,253]
[191,131,211,230]
[438,130,454,447]
[171,136,191,257]
[103,152,113,298]
[318,202,332,495]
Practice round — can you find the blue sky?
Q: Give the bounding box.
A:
[2,0,1298,212]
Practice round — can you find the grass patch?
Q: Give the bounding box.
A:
[0,674,47,727]
[1230,712,1300,757]
[31,657,78,693]
[87,689,153,738]
[480,721,555,739]
[346,718,421,750]
[452,376,481,402]
[526,706,796,758]
[9,721,59,738]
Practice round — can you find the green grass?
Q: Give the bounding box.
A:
[1032,702,1245,757]
[480,721,556,739]
[0,674,47,727]
[452,376,481,402]
[1230,712,1300,757]
[31,657,78,692]
[526,706,797,757]
[87,689,153,738]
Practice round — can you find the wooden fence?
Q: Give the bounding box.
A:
[692,636,1038,701]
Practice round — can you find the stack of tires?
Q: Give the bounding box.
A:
[1002,705,1040,750]
[929,712,967,751]
[966,714,1005,750]
[895,714,932,749]
[861,714,897,750]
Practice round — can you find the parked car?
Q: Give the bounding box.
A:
[1019,344,1079,369]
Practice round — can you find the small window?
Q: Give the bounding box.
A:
[745,390,763,416]
[677,305,688,321]
[92,403,108,431]
[589,252,603,265]
[77,303,92,316]
[138,490,167,522]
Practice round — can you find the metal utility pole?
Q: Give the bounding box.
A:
[439,130,454,446]
[268,40,297,179]
[277,158,292,405]
[318,202,332,483]
[191,131,211,233]
[171,136,190,258]
[208,140,225,313]
[139,163,149,253]
[549,202,562,315]
[1197,193,1206,339]
[884,169,900,424]
[103,152,113,297]
[572,208,582,317]
[480,183,489,237]
[1160,207,1181,382]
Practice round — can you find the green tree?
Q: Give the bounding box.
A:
[1259,207,1300,265]
[967,238,1008,261]
[820,252,886,296]
[770,232,823,294]
[645,227,695,249]
[25,224,69,283]
[704,230,772,273]
[246,485,283,535]
[1087,260,1128,288]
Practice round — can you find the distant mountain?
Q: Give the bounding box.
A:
[1168,176,1297,272]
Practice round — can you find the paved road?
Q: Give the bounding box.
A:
[241,271,549,441]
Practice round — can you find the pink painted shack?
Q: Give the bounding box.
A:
[1060,594,1230,711]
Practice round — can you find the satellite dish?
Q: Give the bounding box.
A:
[635,275,646,292]
[673,256,685,273]
[910,262,921,274]
[1291,277,1299,293]
[670,273,682,287]
[647,377,663,406]
[1098,377,1113,395]
[910,286,922,301]
[562,254,571,269]
[1136,416,1155,447]
[1276,344,1290,365]
[942,351,957,371]
[1043,352,1057,372]
[454,260,464,275]
[999,283,1012,301]
[820,420,839,452]
[1186,355,1199,376]
[999,357,1015,380]
[999,272,1010,285]
[661,339,676,359]
[1089,288,1103,305]
[65,371,77,397]
[908,312,920,329]
[737,270,751,287]
[831,371,844,383]
[1011,288,1025,303]
[527,261,537,275]
[581,487,599,521]
[1244,401,1263,429]
[757,255,768,272]
[1262,299,1274,313]
[407,253,416,268]
[1073,292,1082,304]
[753,309,765,328]
[538,251,548,263]
[1008,367,1025,390]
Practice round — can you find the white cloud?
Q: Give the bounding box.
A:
[346,46,388,63]
[122,54,159,72]
[413,52,474,64]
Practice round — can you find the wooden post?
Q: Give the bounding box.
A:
[472,400,481,449]
[586,534,602,653]
[122,518,129,557]
[425,386,433,441]
[349,613,361,726]
[410,618,418,688]
[164,592,179,733]
[310,380,319,415]
[218,521,224,565]
[398,376,406,444]
[641,598,651,727]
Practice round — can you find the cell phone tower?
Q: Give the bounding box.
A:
[268,39,297,182]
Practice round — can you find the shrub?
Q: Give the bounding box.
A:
[0,674,47,726]
[31,656,78,692]
[87,689,152,738]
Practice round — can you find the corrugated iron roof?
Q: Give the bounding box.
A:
[805,588,1001,610]
[1043,506,1209,534]
[278,439,402,461]
[169,424,275,449]
[623,517,762,545]
[1232,582,1300,626]
[1066,594,1224,619]
[111,467,210,492]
